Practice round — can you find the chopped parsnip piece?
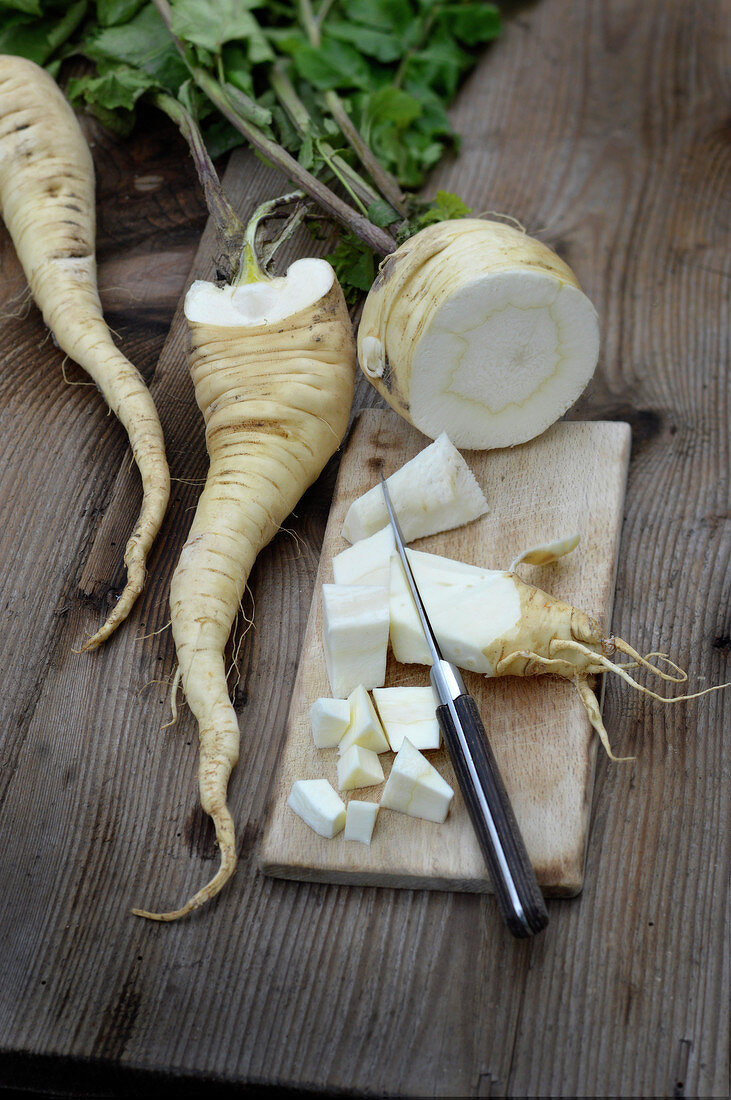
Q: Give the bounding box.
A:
[321,583,389,697]
[372,685,441,751]
[380,739,454,823]
[338,684,389,755]
[344,801,379,844]
[288,779,346,838]
[309,697,351,748]
[337,744,385,791]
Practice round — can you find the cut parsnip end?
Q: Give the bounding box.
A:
[510,533,580,571]
[341,431,488,544]
[358,220,600,450]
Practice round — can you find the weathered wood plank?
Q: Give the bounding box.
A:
[0,1,727,1097]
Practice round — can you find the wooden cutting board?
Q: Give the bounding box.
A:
[259,412,631,896]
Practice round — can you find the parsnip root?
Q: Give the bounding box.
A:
[0,55,170,649]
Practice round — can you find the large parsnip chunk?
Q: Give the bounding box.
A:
[341,432,488,543]
[389,549,521,674]
[338,683,389,755]
[288,779,347,837]
[380,739,454,823]
[322,583,389,697]
[372,685,441,751]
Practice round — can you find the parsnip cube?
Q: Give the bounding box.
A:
[288,779,346,837]
[337,744,384,791]
[322,583,390,698]
[380,738,454,823]
[309,697,351,748]
[372,685,441,751]
[344,801,379,844]
[338,683,389,755]
[341,432,488,543]
[332,525,396,587]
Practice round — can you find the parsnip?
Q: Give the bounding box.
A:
[358,219,600,449]
[388,547,729,761]
[0,55,169,649]
[133,256,355,921]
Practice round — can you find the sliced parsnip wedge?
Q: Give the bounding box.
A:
[380,739,454,823]
[338,683,389,755]
[341,432,488,544]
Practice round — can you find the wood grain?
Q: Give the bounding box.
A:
[260,413,631,895]
[0,2,728,1097]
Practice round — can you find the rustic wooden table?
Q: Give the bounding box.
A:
[0,2,727,1096]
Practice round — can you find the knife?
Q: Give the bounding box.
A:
[380,475,549,938]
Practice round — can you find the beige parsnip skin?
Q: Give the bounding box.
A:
[135,279,355,920]
[0,55,170,649]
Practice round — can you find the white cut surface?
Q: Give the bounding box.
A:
[309,697,351,749]
[372,686,441,751]
[185,257,334,326]
[332,525,396,587]
[322,584,390,698]
[337,744,385,791]
[288,779,346,838]
[341,432,488,543]
[344,801,379,844]
[407,271,600,449]
[389,549,521,673]
[338,683,389,755]
[380,739,454,823]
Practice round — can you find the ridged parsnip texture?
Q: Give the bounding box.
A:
[134,275,355,920]
[357,219,600,449]
[0,55,170,649]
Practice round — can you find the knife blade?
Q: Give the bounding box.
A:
[380,475,548,938]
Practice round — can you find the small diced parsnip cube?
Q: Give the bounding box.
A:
[338,683,389,755]
[309,697,350,748]
[372,685,441,751]
[337,744,384,791]
[332,525,396,588]
[288,779,346,838]
[344,801,379,844]
[322,583,389,698]
[380,739,454,823]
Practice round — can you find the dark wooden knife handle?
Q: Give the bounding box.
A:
[436,693,549,938]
